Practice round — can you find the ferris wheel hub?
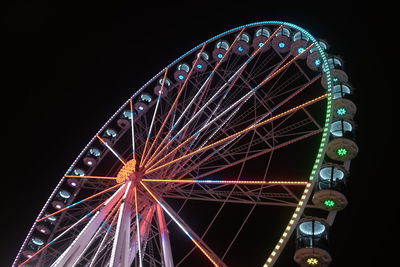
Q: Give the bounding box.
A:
[116,159,142,184]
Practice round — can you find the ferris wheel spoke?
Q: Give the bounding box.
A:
[145,93,327,175]
[140,44,207,168]
[139,69,169,167]
[96,134,127,166]
[129,98,137,162]
[64,174,117,180]
[133,186,143,267]
[36,182,122,223]
[142,178,307,185]
[141,182,227,267]
[129,204,156,266]
[161,183,306,208]
[110,182,133,267]
[156,204,174,267]
[144,179,308,208]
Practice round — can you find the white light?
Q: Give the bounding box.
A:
[71,182,77,187]
[299,221,326,235]
[87,161,93,166]
[56,204,62,209]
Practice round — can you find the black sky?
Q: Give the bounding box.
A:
[2,1,395,266]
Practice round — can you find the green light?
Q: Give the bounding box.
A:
[336,107,347,116]
[323,199,336,208]
[306,257,319,265]
[336,147,348,157]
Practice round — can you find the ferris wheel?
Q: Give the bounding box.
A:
[13,21,358,267]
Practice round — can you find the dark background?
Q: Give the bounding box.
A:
[2,1,395,266]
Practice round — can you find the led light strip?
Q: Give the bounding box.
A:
[96,134,127,166]
[142,179,308,185]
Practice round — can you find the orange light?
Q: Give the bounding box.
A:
[65,175,117,180]
[96,134,126,166]
[116,159,137,183]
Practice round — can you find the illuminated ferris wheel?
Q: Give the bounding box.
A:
[13,21,358,267]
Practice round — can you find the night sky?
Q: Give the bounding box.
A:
[2,1,395,266]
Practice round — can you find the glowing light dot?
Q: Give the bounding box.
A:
[278,42,285,48]
[323,199,336,208]
[138,106,144,111]
[178,75,185,80]
[258,42,264,47]
[238,46,244,52]
[336,147,348,157]
[336,107,347,116]
[306,257,319,265]
[314,58,321,66]
[297,47,305,54]
[196,64,203,69]
[217,53,223,59]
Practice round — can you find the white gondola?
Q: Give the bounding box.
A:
[232,33,251,55]
[83,147,101,167]
[212,40,230,61]
[271,27,291,53]
[193,51,209,72]
[252,27,271,52]
[294,217,332,267]
[174,63,190,82]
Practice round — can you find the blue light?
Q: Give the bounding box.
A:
[217,53,223,59]
[196,63,203,69]
[314,58,321,66]
[178,74,185,80]
[238,46,244,52]
[278,42,285,48]
[297,47,305,54]
[258,42,264,47]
